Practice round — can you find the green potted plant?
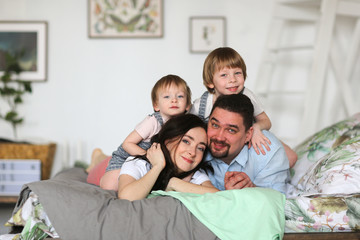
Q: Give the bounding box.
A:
[0,52,56,190]
[0,51,32,139]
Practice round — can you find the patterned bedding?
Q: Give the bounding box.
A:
[2,113,360,239]
[4,192,59,239]
[284,112,360,233]
[285,194,360,232]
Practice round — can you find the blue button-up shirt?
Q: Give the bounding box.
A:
[205,130,289,194]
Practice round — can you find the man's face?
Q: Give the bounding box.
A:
[207,107,253,164]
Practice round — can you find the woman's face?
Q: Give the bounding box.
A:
[166,127,207,173]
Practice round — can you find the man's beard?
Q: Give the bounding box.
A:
[209,139,230,159]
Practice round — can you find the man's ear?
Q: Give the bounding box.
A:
[185,103,191,112]
[245,126,254,143]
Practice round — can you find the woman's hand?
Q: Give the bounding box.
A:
[146,142,166,169]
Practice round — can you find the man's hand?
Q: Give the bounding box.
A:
[224,171,255,190]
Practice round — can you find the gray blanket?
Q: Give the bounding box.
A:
[15,168,218,240]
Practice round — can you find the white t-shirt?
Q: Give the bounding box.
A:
[119,158,210,185]
[190,88,264,122]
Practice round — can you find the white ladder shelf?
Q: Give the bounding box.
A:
[255,0,360,143]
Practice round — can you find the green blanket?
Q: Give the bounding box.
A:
[150,188,285,240]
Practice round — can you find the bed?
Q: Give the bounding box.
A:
[2,112,360,240]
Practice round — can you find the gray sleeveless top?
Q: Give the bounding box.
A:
[198,88,245,123]
[106,112,164,172]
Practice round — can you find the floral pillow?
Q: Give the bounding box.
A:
[290,113,360,190]
[297,135,360,195]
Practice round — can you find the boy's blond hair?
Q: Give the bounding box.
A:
[203,47,247,93]
[151,74,192,109]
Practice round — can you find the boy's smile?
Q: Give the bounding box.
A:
[226,86,239,92]
[207,67,245,98]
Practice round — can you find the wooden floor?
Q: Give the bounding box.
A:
[283,232,360,240]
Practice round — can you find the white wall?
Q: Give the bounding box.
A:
[1,0,359,177]
[0,0,274,176]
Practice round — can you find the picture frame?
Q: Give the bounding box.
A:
[88,0,163,38]
[0,21,48,82]
[190,17,226,53]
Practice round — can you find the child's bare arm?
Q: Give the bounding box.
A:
[122,130,147,156]
[254,112,271,131]
[250,112,272,155]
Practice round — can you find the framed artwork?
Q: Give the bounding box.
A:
[0,21,48,82]
[88,0,163,38]
[190,17,226,53]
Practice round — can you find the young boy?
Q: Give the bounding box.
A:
[88,74,192,190]
[190,47,298,167]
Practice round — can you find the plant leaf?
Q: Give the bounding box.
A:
[1,72,11,82]
[2,87,17,95]
[23,82,32,93]
[5,111,18,121]
[12,118,23,124]
[14,95,22,104]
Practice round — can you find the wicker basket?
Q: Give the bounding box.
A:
[0,142,56,180]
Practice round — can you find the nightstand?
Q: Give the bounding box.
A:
[0,143,56,203]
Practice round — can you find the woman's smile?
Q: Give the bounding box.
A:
[181,156,194,164]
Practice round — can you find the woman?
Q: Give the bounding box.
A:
[117,114,219,201]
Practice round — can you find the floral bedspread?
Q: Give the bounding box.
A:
[284,112,360,232]
[1,192,59,240]
[285,194,360,232]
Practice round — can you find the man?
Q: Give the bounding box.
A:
[205,94,289,194]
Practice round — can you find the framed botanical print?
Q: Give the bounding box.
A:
[0,21,48,82]
[88,0,163,38]
[190,17,226,53]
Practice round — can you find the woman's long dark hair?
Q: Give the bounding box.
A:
[139,114,212,191]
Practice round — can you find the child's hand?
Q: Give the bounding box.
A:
[249,126,271,155]
[146,143,166,169]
